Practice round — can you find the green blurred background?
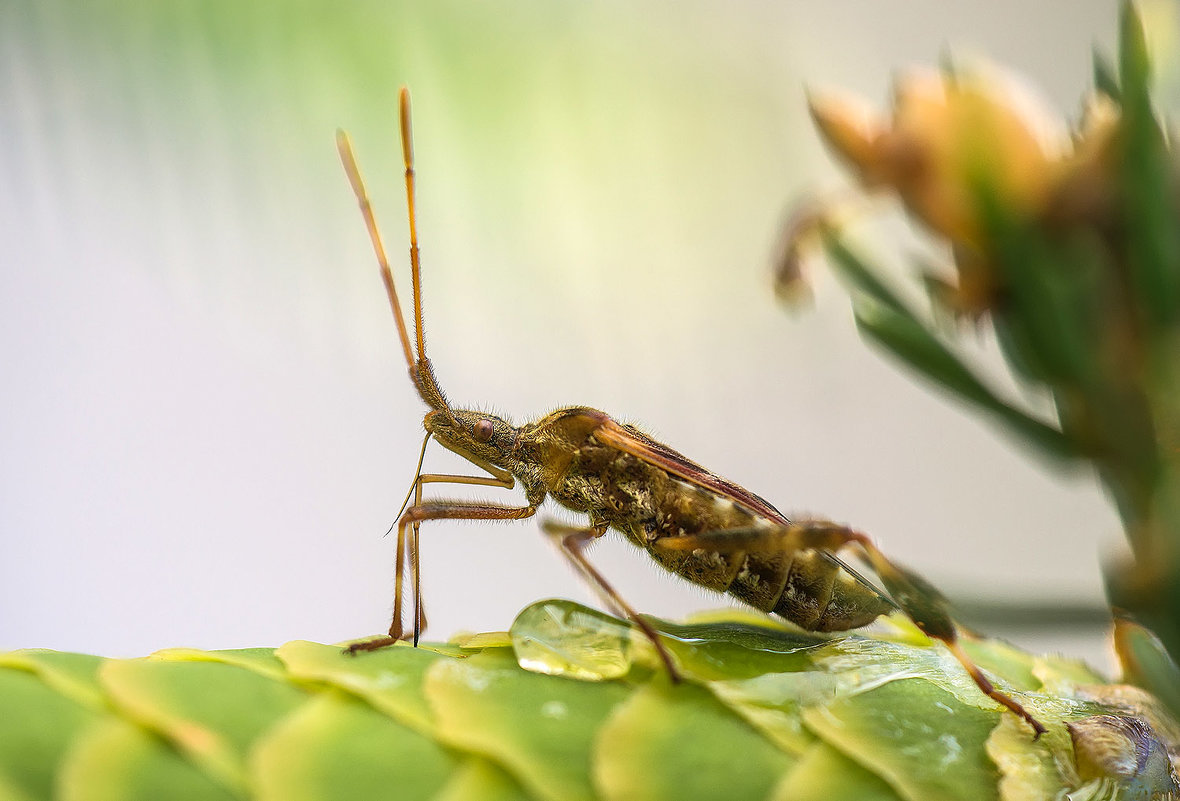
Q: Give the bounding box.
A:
[4,0,1169,667]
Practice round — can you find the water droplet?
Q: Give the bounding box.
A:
[540,700,568,719]
[510,599,633,681]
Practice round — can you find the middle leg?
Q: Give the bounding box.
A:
[542,520,681,682]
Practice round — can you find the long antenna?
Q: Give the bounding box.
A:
[336,127,415,372]
[399,87,427,365]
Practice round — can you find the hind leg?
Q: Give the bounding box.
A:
[656,520,1046,737]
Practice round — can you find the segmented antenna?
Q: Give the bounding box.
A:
[336,126,416,372]
[339,88,453,418]
[399,88,427,366]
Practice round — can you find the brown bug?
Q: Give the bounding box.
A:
[336,87,1046,737]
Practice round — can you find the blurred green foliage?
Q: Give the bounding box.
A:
[802,2,1180,718]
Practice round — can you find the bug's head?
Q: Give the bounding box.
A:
[425,408,519,467]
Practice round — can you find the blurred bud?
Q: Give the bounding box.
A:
[771,199,827,309]
[808,90,889,186]
[811,65,1067,251]
[805,64,1168,317]
[1050,94,1124,227]
[771,194,873,310]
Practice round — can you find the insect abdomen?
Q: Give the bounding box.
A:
[550,433,891,633]
[765,551,892,631]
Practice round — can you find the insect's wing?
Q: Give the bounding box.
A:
[595,419,790,524]
[595,418,893,606]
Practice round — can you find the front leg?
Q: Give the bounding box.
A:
[396,467,517,639]
[347,499,536,654]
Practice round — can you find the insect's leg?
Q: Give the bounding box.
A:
[848,534,1048,737]
[541,520,682,683]
[658,521,1047,737]
[658,521,957,640]
[409,477,424,644]
[369,464,517,651]
[348,499,537,654]
[403,469,516,642]
[348,513,411,654]
[541,522,621,617]
[411,517,423,643]
[404,527,427,635]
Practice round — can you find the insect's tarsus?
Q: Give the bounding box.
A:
[338,87,1046,739]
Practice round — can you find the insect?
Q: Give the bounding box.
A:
[336,87,1046,737]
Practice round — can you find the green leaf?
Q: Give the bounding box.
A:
[801,678,1002,801]
[433,759,538,801]
[59,719,239,801]
[1092,46,1121,102]
[992,234,1105,390]
[1118,2,1180,331]
[1111,616,1180,719]
[276,640,447,736]
[98,657,308,796]
[985,714,1068,801]
[3,603,1180,800]
[425,648,631,801]
[776,742,902,801]
[0,668,103,801]
[0,651,106,711]
[823,235,913,316]
[595,681,796,801]
[1119,1,1151,107]
[823,233,1078,463]
[852,298,1077,462]
[251,691,457,801]
[652,617,826,683]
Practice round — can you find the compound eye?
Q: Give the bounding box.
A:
[473,418,495,443]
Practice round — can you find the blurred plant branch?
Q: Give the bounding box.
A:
[787,2,1180,717]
